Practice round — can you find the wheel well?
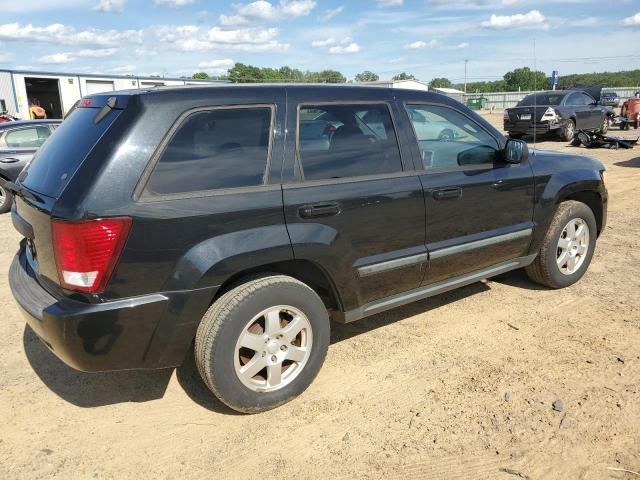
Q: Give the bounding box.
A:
[563,190,603,235]
[212,259,343,312]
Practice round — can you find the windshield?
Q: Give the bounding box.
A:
[517,93,565,107]
[19,107,121,198]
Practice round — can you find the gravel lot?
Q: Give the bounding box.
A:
[1,114,638,479]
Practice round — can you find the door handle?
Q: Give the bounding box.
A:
[432,187,462,200]
[298,202,341,219]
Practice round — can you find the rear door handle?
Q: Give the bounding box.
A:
[432,187,462,200]
[298,202,341,219]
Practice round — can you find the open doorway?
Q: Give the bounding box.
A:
[25,77,63,119]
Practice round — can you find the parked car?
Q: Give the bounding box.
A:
[7,86,607,413]
[504,89,614,141]
[600,91,622,108]
[0,119,61,213]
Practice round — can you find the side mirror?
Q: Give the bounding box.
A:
[504,138,528,164]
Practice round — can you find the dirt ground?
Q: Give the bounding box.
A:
[0,114,639,480]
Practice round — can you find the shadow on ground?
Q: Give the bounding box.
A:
[614,157,640,168]
[23,326,173,408]
[22,270,537,413]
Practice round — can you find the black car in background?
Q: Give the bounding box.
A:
[504,90,614,141]
[0,120,62,213]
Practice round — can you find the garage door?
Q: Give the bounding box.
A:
[86,80,115,95]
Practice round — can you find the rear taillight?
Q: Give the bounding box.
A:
[51,217,132,293]
[541,107,558,122]
[503,110,510,121]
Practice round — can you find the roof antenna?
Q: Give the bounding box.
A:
[532,38,537,155]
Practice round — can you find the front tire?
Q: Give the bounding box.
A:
[195,275,330,413]
[599,116,609,134]
[525,200,597,289]
[0,185,13,214]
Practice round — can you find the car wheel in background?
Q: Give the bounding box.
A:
[0,185,13,214]
[559,119,575,141]
[599,116,609,134]
[438,129,454,142]
[525,200,597,289]
[194,275,330,413]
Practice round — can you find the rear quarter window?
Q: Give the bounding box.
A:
[19,108,121,198]
[144,106,273,196]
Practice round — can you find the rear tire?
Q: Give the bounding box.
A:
[195,275,330,413]
[559,119,576,141]
[0,185,13,214]
[525,200,597,289]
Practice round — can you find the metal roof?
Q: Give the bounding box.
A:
[0,68,228,84]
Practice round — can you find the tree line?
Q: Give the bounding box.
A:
[192,64,640,92]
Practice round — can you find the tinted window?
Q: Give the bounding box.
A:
[566,93,585,106]
[517,93,564,106]
[20,108,121,198]
[298,104,402,181]
[146,107,272,195]
[405,104,499,170]
[5,126,51,148]
[579,93,595,105]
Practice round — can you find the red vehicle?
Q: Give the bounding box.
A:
[0,99,18,123]
[621,94,640,130]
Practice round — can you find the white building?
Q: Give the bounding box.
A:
[431,87,465,103]
[0,69,225,120]
[356,79,430,91]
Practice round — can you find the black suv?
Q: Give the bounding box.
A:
[7,85,607,413]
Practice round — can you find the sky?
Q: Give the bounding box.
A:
[0,0,639,83]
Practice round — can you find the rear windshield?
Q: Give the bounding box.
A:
[517,93,565,107]
[19,107,120,198]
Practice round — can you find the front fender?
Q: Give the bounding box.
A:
[529,162,605,254]
[164,224,294,291]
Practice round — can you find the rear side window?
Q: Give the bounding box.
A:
[146,107,272,195]
[5,126,51,148]
[19,108,121,198]
[298,103,402,181]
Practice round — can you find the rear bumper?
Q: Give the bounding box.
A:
[9,247,216,372]
[504,121,561,135]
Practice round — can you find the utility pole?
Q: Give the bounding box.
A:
[464,59,468,94]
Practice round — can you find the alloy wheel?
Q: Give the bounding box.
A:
[234,305,313,392]
[556,218,590,275]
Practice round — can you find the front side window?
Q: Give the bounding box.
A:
[298,103,402,181]
[146,107,272,195]
[566,93,585,106]
[5,126,51,148]
[405,104,499,170]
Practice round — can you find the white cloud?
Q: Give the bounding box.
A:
[567,17,598,27]
[38,48,118,64]
[329,42,360,54]
[155,0,194,6]
[197,58,235,74]
[94,0,125,13]
[311,37,337,47]
[38,52,75,64]
[0,22,142,46]
[405,39,437,49]
[442,42,468,50]
[320,6,344,21]
[481,10,546,29]
[154,24,289,52]
[621,12,640,26]
[110,65,136,73]
[220,0,316,24]
[376,0,403,7]
[2,0,89,13]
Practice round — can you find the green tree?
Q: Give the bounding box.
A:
[503,67,550,91]
[428,77,452,89]
[306,70,347,83]
[354,70,379,82]
[192,72,210,79]
[392,72,416,81]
